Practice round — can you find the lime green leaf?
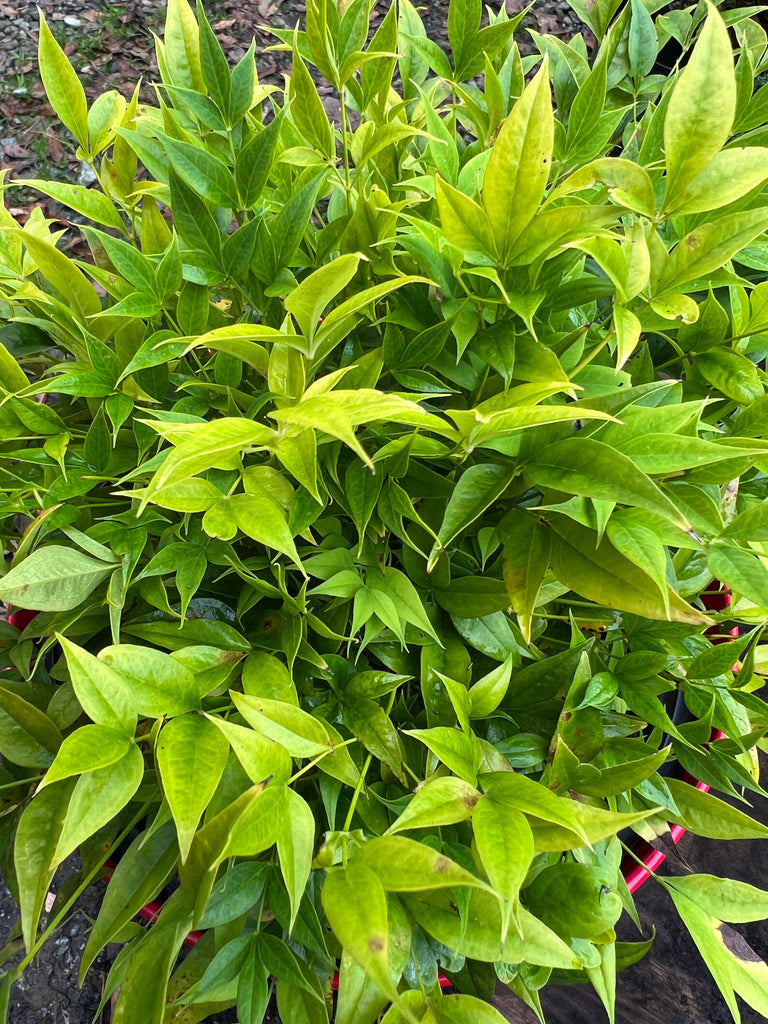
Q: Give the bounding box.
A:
[54,742,144,863]
[40,724,130,788]
[483,57,552,262]
[141,418,276,505]
[668,888,768,1021]
[664,148,768,217]
[432,993,514,1024]
[468,656,515,718]
[435,177,494,256]
[665,778,768,840]
[285,254,361,345]
[357,836,490,894]
[231,492,304,571]
[0,545,115,612]
[276,788,315,931]
[18,179,125,232]
[321,864,401,1005]
[38,13,88,149]
[665,875,768,924]
[387,776,480,834]
[208,716,292,786]
[406,727,482,784]
[526,437,690,529]
[658,211,768,295]
[663,4,736,202]
[232,692,331,759]
[99,644,210,717]
[473,796,534,946]
[15,779,75,952]
[242,651,298,705]
[162,0,204,91]
[58,636,137,734]
[157,714,229,862]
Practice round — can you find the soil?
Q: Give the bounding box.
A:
[2,1,768,1022]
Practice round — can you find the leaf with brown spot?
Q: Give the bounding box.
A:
[356,836,492,894]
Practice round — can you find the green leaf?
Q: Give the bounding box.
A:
[473,796,534,946]
[231,492,304,571]
[169,168,222,261]
[526,437,689,530]
[481,56,552,260]
[58,636,137,734]
[387,776,480,834]
[38,13,88,149]
[663,4,736,203]
[237,946,270,1024]
[276,788,315,931]
[162,137,239,208]
[198,861,269,928]
[321,864,400,1005]
[53,742,144,863]
[236,110,285,206]
[157,714,230,861]
[405,727,481,784]
[501,513,551,645]
[343,699,406,783]
[80,821,178,981]
[665,875,768,924]
[0,545,116,611]
[665,778,768,840]
[290,47,335,160]
[428,464,513,572]
[181,779,280,923]
[110,892,190,1024]
[708,543,768,610]
[448,0,481,78]
[14,780,75,951]
[404,888,579,968]
[0,687,62,767]
[548,517,710,625]
[40,724,130,788]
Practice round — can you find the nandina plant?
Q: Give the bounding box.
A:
[2,1,768,1022]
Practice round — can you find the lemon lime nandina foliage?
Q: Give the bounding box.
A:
[4,0,768,1021]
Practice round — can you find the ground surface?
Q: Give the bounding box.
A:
[2,1,768,1022]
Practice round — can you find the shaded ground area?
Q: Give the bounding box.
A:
[0,0,584,199]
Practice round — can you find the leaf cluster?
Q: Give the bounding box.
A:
[2,0,768,1021]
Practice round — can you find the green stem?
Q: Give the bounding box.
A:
[342,751,373,834]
